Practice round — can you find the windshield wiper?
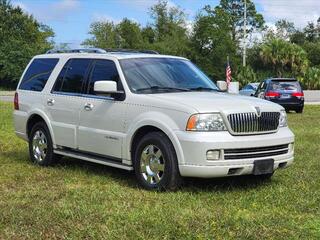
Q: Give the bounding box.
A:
[188,87,220,92]
[136,86,189,92]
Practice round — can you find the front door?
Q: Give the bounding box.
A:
[77,59,126,159]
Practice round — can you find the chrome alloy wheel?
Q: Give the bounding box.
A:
[32,130,48,162]
[140,144,165,184]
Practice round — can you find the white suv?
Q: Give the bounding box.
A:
[13,48,294,190]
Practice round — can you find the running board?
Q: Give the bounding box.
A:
[54,149,133,171]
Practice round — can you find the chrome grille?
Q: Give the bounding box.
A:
[227,112,280,134]
[224,144,289,160]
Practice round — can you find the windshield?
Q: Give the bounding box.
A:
[119,58,218,93]
[268,81,301,92]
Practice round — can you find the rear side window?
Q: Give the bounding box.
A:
[19,58,59,91]
[53,59,91,93]
[87,60,121,95]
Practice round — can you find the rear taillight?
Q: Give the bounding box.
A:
[265,91,280,97]
[14,92,19,110]
[291,92,304,98]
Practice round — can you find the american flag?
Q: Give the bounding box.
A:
[226,61,231,86]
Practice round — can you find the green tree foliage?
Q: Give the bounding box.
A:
[191,7,238,79]
[302,42,320,67]
[300,67,320,90]
[259,38,308,77]
[212,0,264,42]
[0,0,54,88]
[82,1,190,57]
[236,65,257,87]
[82,21,118,49]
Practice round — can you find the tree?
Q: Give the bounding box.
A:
[207,0,265,42]
[148,0,190,56]
[82,21,117,49]
[115,18,144,49]
[300,67,320,90]
[236,65,256,86]
[274,19,295,40]
[302,42,320,67]
[304,18,320,42]
[0,0,54,88]
[259,38,308,77]
[191,8,238,79]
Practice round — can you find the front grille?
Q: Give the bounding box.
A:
[224,144,289,160]
[227,112,280,134]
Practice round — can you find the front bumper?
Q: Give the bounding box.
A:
[175,127,294,178]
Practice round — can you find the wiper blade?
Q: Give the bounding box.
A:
[188,87,220,92]
[136,86,189,92]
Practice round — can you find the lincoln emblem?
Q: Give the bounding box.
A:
[255,106,261,117]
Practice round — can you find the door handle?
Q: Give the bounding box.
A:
[84,103,94,111]
[47,99,55,106]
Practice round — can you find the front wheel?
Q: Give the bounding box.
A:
[133,132,182,191]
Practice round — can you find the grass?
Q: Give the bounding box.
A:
[0,102,320,239]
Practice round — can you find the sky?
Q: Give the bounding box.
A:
[11,0,320,48]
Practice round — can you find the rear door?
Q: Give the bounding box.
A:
[47,58,92,148]
[77,59,126,159]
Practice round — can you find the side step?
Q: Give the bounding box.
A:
[54,149,133,171]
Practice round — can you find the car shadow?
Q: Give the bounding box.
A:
[58,157,273,192]
[3,149,275,192]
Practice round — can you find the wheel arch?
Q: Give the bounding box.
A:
[125,116,185,166]
[26,110,56,145]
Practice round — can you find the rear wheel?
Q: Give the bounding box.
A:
[28,122,59,166]
[133,132,182,191]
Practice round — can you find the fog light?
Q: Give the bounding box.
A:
[207,150,220,160]
[289,143,294,153]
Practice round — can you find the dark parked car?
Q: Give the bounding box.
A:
[254,78,304,113]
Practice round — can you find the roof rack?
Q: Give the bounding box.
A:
[46,48,107,54]
[46,48,159,55]
[105,49,159,54]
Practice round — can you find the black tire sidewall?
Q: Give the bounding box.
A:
[28,122,54,166]
[133,132,179,190]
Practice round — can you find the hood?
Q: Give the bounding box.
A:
[151,92,283,114]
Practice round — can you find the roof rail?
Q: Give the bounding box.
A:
[46,48,107,54]
[105,48,159,54]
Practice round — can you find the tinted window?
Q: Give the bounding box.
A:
[87,60,120,94]
[243,85,253,90]
[268,81,301,92]
[53,59,91,93]
[19,58,59,91]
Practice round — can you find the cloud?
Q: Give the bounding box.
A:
[12,0,80,22]
[258,0,320,28]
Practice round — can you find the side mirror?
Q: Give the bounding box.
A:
[94,81,125,100]
[94,81,118,93]
[216,81,227,92]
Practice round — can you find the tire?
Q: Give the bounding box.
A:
[295,107,303,113]
[28,121,58,166]
[133,131,182,191]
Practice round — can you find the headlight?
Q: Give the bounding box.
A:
[186,113,227,131]
[279,110,287,127]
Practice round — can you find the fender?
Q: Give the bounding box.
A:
[123,111,185,165]
[27,107,57,146]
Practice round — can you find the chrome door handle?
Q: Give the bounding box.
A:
[84,103,94,111]
[47,99,55,106]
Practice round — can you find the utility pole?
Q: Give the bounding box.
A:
[243,0,247,67]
